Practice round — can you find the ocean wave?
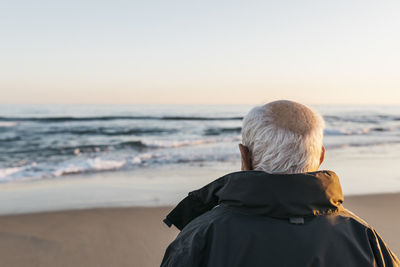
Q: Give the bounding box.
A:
[143,136,240,149]
[161,116,243,121]
[2,114,399,124]
[10,141,148,156]
[0,156,139,182]
[0,148,236,181]
[6,137,239,158]
[204,127,242,136]
[0,115,243,123]
[0,166,25,179]
[0,121,19,127]
[117,141,149,149]
[11,144,110,155]
[324,115,400,123]
[324,126,398,136]
[52,158,127,177]
[371,127,391,132]
[0,144,239,183]
[0,136,21,142]
[2,137,400,182]
[325,140,400,150]
[324,128,371,136]
[43,127,177,136]
[132,153,153,164]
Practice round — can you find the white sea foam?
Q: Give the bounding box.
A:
[0,121,18,127]
[51,158,127,177]
[87,158,126,171]
[52,165,86,177]
[0,167,24,179]
[132,153,153,164]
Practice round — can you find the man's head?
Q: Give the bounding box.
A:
[239,100,325,173]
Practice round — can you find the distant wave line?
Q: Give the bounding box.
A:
[3,137,241,155]
[1,115,400,123]
[324,115,400,123]
[42,128,178,136]
[5,141,148,155]
[1,125,397,143]
[0,116,244,122]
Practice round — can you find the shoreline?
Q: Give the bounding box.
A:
[2,191,400,216]
[0,192,399,267]
[1,143,400,216]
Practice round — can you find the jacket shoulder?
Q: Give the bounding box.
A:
[339,208,371,227]
[181,205,231,234]
[338,208,400,265]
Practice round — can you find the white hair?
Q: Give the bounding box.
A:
[241,101,325,174]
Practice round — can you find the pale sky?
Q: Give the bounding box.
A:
[1,0,399,105]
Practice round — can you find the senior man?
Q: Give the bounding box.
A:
[161,100,399,267]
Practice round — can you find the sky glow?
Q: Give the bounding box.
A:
[1,0,399,105]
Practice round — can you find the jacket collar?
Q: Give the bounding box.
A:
[164,170,344,230]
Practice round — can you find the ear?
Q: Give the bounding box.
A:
[238,144,253,171]
[319,146,325,166]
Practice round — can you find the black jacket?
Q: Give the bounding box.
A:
[161,170,399,267]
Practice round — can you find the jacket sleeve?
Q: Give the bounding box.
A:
[160,225,208,267]
[368,227,400,267]
[160,240,190,267]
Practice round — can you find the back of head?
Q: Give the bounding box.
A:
[241,100,325,174]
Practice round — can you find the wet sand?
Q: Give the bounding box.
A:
[0,193,399,267]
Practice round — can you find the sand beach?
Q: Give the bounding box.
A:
[1,193,399,267]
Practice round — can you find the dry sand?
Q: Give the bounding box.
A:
[0,193,399,267]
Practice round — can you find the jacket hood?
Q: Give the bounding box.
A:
[164,170,344,230]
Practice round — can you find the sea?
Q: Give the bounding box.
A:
[1,104,400,183]
[1,104,400,214]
